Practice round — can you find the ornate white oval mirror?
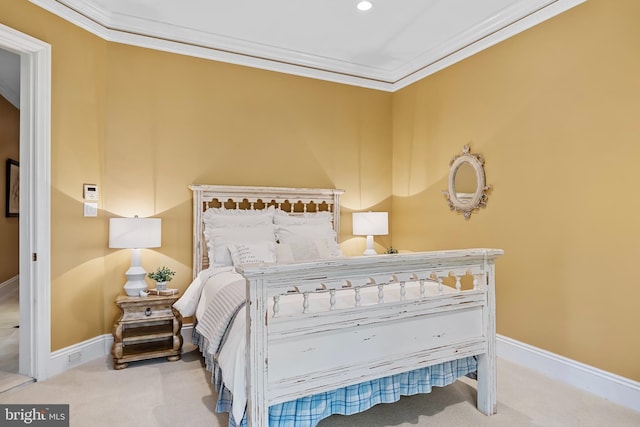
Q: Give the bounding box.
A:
[442,144,490,219]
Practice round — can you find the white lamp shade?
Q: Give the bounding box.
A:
[352,212,388,236]
[109,217,162,249]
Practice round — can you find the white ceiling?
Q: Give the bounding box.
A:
[2,0,585,104]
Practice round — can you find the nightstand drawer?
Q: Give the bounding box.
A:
[118,301,174,322]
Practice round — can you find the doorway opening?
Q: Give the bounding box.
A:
[0,22,51,383]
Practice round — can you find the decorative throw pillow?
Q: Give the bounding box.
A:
[228,241,277,266]
[204,224,277,268]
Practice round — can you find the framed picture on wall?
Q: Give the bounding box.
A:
[5,158,19,217]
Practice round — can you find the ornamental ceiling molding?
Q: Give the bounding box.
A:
[29,0,586,92]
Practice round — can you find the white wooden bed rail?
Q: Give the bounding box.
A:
[237,248,503,426]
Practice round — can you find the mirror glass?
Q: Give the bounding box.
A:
[453,161,477,204]
[442,145,490,220]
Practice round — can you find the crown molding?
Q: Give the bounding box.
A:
[394,0,587,90]
[30,0,586,92]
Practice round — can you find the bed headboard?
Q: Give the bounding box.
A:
[189,184,345,278]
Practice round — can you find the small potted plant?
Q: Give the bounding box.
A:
[147,266,176,291]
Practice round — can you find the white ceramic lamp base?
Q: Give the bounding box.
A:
[123,248,148,296]
[362,235,377,256]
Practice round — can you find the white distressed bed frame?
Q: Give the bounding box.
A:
[190,184,503,427]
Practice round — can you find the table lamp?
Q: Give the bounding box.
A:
[109,216,161,296]
[352,211,388,256]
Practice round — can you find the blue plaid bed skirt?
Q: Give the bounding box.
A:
[215,356,477,427]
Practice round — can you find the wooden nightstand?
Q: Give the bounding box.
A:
[111,293,183,369]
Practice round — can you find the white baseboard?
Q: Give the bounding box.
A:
[49,334,111,378]
[497,334,640,413]
[45,327,638,414]
[48,324,194,379]
[0,275,18,291]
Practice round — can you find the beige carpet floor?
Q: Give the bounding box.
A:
[0,342,638,427]
[0,281,19,374]
[0,280,34,393]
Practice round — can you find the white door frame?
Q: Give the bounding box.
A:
[0,23,51,381]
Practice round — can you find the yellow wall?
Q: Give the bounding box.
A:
[0,96,19,282]
[100,44,393,327]
[1,1,392,351]
[392,0,640,381]
[2,0,639,382]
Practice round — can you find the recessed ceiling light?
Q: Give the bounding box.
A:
[357,1,373,12]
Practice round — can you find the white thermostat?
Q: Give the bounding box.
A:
[83,184,99,201]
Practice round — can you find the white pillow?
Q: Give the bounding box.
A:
[276,240,332,262]
[205,225,277,268]
[228,241,277,266]
[273,210,333,226]
[276,223,341,257]
[203,206,275,228]
[276,222,335,241]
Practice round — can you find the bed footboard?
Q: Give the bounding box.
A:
[237,248,503,426]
